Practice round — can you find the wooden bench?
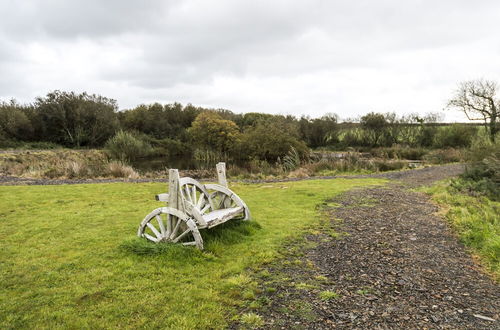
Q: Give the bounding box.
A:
[137,162,250,249]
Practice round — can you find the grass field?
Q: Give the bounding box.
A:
[423,182,500,280]
[0,178,383,329]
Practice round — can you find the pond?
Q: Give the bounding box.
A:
[130,155,214,172]
[130,155,249,173]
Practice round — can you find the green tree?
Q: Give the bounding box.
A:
[360,112,388,146]
[188,112,241,153]
[35,91,119,147]
[238,121,309,161]
[299,114,339,148]
[0,100,34,141]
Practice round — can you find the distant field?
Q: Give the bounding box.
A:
[0,178,383,328]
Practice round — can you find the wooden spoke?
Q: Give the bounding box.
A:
[166,213,172,237]
[156,215,166,235]
[172,228,191,243]
[184,186,192,203]
[169,217,182,239]
[218,194,227,208]
[144,233,158,242]
[196,193,205,209]
[192,185,197,204]
[182,241,197,246]
[200,204,211,214]
[146,222,161,239]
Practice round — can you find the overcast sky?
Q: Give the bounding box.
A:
[1,0,499,121]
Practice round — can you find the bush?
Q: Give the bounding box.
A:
[106,161,139,179]
[370,147,427,160]
[433,124,477,148]
[237,121,309,162]
[455,137,500,200]
[105,131,152,162]
[373,160,407,172]
[148,137,191,157]
[281,147,301,171]
[423,148,463,164]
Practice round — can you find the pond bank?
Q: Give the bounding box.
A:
[0,163,464,186]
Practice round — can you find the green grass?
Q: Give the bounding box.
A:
[318,290,339,301]
[423,182,500,280]
[0,178,383,329]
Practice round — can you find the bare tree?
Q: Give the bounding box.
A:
[448,79,499,142]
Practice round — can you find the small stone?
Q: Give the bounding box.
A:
[457,309,463,314]
[432,305,438,309]
[431,315,440,323]
[473,314,496,322]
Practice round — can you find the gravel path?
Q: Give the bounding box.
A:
[243,164,499,329]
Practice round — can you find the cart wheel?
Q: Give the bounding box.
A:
[138,207,203,250]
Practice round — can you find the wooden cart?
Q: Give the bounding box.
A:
[138,163,250,249]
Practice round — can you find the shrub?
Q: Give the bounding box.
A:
[105,130,152,162]
[107,161,139,179]
[148,137,191,157]
[287,167,311,178]
[340,128,364,147]
[281,147,301,171]
[455,137,500,200]
[360,112,388,146]
[237,121,309,162]
[373,160,407,172]
[370,147,427,160]
[65,161,90,178]
[433,124,477,148]
[423,148,463,164]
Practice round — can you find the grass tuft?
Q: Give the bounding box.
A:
[120,238,216,262]
[319,290,340,301]
[240,312,264,328]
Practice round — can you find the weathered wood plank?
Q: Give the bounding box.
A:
[216,162,228,187]
[155,193,169,202]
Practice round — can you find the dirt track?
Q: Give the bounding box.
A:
[243,164,499,329]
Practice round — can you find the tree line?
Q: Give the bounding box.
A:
[1,83,496,162]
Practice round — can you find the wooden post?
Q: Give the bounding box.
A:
[216,162,228,188]
[168,169,180,210]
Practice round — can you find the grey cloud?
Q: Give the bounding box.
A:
[1,0,499,119]
[0,0,175,39]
